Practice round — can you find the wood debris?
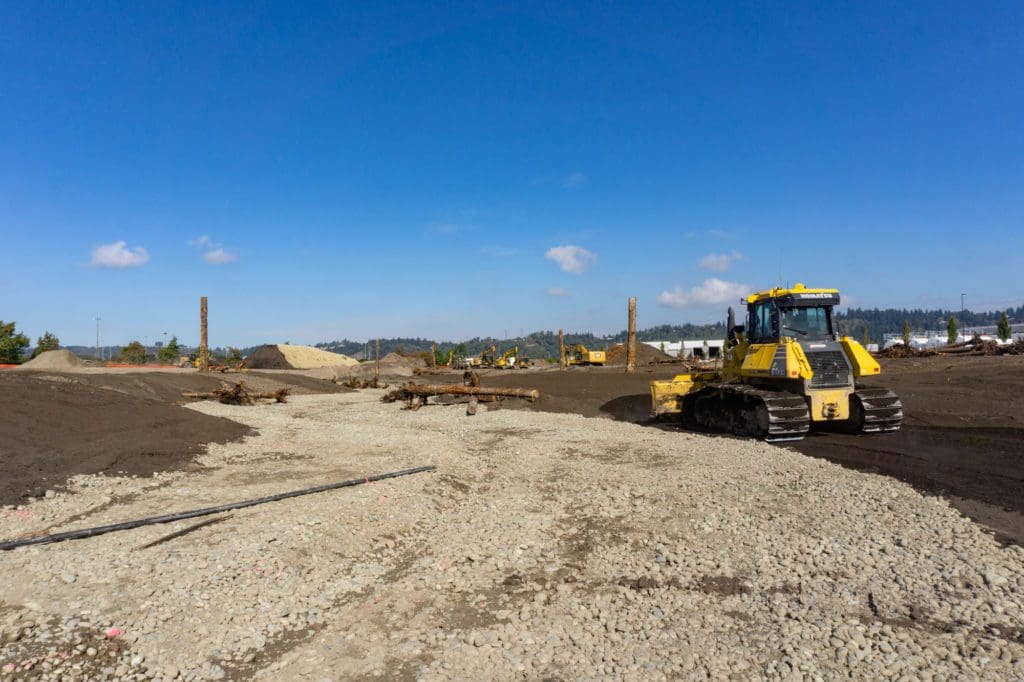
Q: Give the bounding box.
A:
[182,381,289,405]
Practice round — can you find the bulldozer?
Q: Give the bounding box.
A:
[563,344,606,366]
[650,284,902,442]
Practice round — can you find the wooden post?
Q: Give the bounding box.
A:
[558,329,565,370]
[375,339,381,382]
[199,296,209,372]
[626,297,637,373]
[431,342,437,368]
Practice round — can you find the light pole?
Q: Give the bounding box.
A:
[95,317,101,360]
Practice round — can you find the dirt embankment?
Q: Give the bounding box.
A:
[0,371,346,505]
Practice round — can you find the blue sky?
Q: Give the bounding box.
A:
[2,2,1022,347]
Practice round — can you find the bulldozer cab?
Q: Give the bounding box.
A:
[744,287,839,344]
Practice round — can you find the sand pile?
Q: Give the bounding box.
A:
[605,342,675,366]
[244,344,358,370]
[19,349,87,369]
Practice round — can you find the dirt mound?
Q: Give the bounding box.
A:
[0,373,251,505]
[605,343,675,366]
[244,344,358,370]
[19,349,87,369]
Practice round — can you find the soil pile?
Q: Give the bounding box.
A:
[335,352,428,381]
[244,344,358,370]
[19,349,87,369]
[605,342,675,365]
[0,373,251,505]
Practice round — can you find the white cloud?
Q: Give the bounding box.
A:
[203,248,237,265]
[90,241,150,268]
[545,245,597,274]
[190,235,237,264]
[188,235,214,248]
[707,229,733,240]
[698,250,744,272]
[546,287,571,297]
[657,278,751,308]
[562,172,586,188]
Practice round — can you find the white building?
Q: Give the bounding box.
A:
[644,339,726,359]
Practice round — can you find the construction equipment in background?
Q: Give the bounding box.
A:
[454,345,494,370]
[493,346,520,369]
[651,283,902,442]
[563,344,606,366]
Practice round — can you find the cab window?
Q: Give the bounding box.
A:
[747,302,776,343]
[781,306,832,341]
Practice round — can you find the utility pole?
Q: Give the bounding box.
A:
[95,317,101,361]
[199,296,209,371]
[558,329,565,370]
[626,297,637,373]
[375,339,381,383]
[961,293,966,320]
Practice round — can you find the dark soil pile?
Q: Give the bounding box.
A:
[605,343,675,366]
[0,371,345,505]
[0,373,251,505]
[242,345,293,369]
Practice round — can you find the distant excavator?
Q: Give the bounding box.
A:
[651,284,902,442]
[493,346,529,369]
[563,344,606,366]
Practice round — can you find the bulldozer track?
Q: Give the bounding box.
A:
[852,387,903,434]
[687,384,811,443]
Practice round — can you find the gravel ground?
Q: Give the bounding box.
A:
[2,391,1023,680]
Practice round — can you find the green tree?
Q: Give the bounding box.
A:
[0,321,30,364]
[227,347,244,363]
[118,340,148,364]
[157,336,181,364]
[947,316,959,345]
[861,324,870,346]
[901,321,911,347]
[30,331,60,359]
[997,312,1012,342]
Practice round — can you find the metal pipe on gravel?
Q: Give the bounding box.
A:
[0,465,437,551]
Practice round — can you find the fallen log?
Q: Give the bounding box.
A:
[182,381,289,405]
[383,382,539,404]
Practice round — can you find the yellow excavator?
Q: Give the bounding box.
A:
[493,346,528,369]
[564,344,606,366]
[651,284,902,442]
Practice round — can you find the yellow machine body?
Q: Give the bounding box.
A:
[564,344,606,366]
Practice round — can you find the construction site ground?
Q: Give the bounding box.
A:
[477,355,1024,546]
[0,358,1022,679]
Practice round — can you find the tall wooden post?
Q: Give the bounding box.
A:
[431,342,437,368]
[375,338,381,382]
[199,296,209,372]
[558,329,565,370]
[626,297,637,373]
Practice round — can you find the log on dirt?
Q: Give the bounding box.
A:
[337,376,389,390]
[382,382,539,410]
[182,381,289,405]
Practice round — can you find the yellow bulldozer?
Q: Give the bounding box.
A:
[563,344,606,366]
[651,284,902,442]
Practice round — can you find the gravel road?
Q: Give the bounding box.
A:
[2,391,1023,680]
